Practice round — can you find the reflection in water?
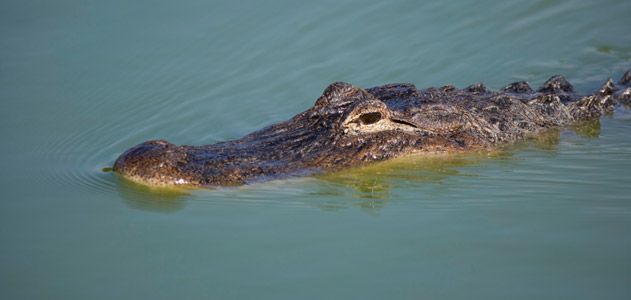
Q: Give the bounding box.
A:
[525,128,561,151]
[513,119,601,151]
[313,153,500,214]
[572,119,601,139]
[114,175,190,213]
[311,121,601,214]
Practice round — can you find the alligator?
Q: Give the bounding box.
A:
[114,69,631,187]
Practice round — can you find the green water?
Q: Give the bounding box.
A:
[1,0,631,299]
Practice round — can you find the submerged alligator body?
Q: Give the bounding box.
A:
[114,69,631,186]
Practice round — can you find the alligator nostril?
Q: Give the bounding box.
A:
[359,112,382,125]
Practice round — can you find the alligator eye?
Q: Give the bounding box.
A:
[359,112,382,125]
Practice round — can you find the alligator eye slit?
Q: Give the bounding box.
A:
[359,112,382,125]
[391,118,418,128]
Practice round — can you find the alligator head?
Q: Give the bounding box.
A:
[114,69,631,186]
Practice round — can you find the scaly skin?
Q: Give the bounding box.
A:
[114,69,631,186]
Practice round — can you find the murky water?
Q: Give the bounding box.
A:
[1,0,630,299]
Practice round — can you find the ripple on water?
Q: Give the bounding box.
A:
[36,129,120,195]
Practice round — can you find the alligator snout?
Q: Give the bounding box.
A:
[113,140,197,186]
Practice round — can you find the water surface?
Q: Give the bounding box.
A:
[1,0,631,299]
